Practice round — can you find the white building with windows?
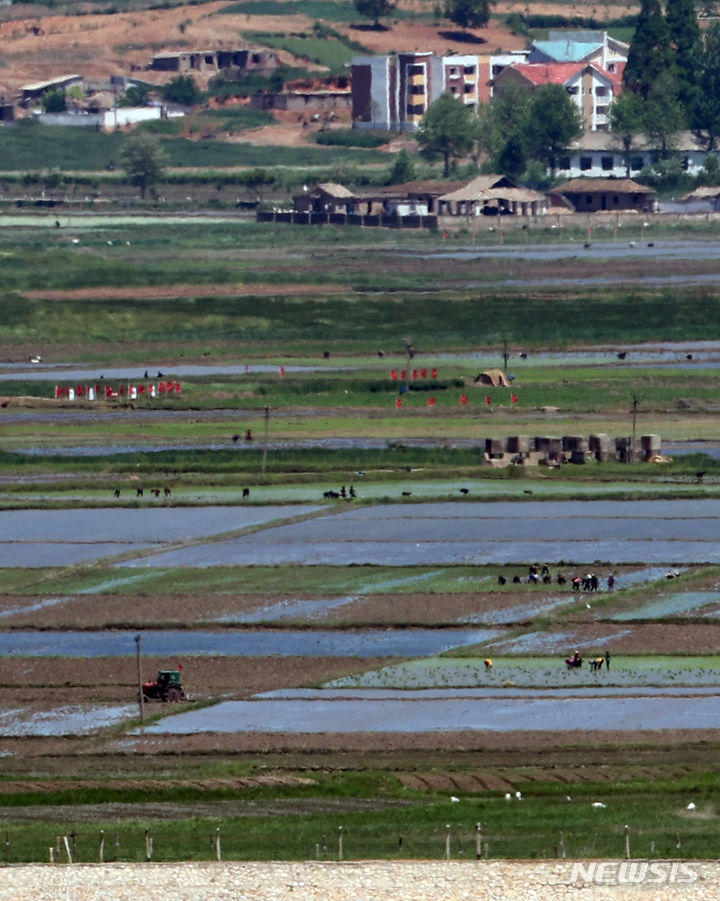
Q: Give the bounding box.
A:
[555,131,712,179]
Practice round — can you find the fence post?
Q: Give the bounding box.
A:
[475,823,482,859]
[63,835,72,864]
[48,847,54,864]
[337,826,343,862]
[445,824,451,861]
[624,824,631,860]
[215,827,221,862]
[99,830,105,863]
[145,829,153,861]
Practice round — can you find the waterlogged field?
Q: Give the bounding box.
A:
[2,221,720,860]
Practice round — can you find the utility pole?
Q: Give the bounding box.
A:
[502,339,509,374]
[261,405,270,481]
[135,634,144,724]
[630,392,639,463]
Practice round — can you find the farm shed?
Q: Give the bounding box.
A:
[552,177,656,213]
[437,175,547,216]
[293,183,357,214]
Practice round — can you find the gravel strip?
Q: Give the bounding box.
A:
[0,860,718,900]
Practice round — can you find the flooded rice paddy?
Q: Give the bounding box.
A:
[120,500,720,568]
[0,704,136,737]
[139,694,720,734]
[0,628,500,658]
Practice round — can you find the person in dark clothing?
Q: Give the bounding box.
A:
[605,650,611,670]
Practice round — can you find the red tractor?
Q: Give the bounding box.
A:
[142,670,186,703]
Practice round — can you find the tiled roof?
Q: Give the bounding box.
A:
[532,40,602,62]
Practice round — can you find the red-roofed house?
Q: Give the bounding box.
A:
[493,62,621,132]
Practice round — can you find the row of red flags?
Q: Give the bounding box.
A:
[54,382,182,400]
[390,368,438,381]
[395,393,518,408]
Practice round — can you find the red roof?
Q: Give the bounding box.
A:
[509,62,584,86]
[508,61,620,88]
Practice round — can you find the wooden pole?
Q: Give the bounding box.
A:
[135,634,144,724]
[99,830,105,863]
[475,823,482,859]
[261,405,270,481]
[63,835,72,864]
[48,847,54,864]
[445,824,451,860]
[337,826,343,862]
[624,824,631,860]
[215,827,221,862]
[145,829,153,861]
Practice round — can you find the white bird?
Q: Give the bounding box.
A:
[586,603,591,608]
[591,802,607,808]
[566,796,572,802]
[686,802,696,810]
[504,793,512,801]
[515,791,522,800]
[71,238,79,244]
[450,796,460,803]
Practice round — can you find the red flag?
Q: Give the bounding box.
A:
[485,395,492,405]
[412,369,418,380]
[395,398,402,409]
[511,393,518,404]
[420,368,427,378]
[280,366,285,377]
[174,382,181,394]
[105,385,113,398]
[54,386,62,399]
[178,664,183,671]
[158,382,166,394]
[431,368,438,378]
[428,396,436,406]
[138,384,145,394]
[400,370,406,380]
[390,370,397,380]
[460,394,468,405]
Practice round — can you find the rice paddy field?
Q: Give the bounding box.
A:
[4,214,720,862]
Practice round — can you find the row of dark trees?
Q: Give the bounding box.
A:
[623,0,720,150]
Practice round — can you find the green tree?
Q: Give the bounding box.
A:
[444,0,493,30]
[120,84,151,107]
[485,82,532,176]
[643,71,687,156]
[696,22,720,148]
[41,90,66,113]
[162,75,203,106]
[666,0,703,120]
[415,93,477,176]
[623,0,673,97]
[386,149,416,184]
[523,84,581,172]
[120,131,166,199]
[354,0,395,27]
[609,90,647,175]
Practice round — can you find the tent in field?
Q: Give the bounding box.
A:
[474,369,510,387]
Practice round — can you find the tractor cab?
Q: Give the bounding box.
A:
[142,669,186,702]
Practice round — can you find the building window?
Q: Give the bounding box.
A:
[463,83,474,93]
[682,157,690,170]
[450,86,458,93]
[631,156,644,170]
[580,156,592,171]
[601,156,614,171]
[558,156,571,170]
[410,84,425,95]
[586,195,593,204]
[408,64,425,76]
[596,106,608,116]
[596,86,609,97]
[613,195,619,205]
[406,103,425,115]
[464,66,476,75]
[447,66,460,78]
[567,86,579,95]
